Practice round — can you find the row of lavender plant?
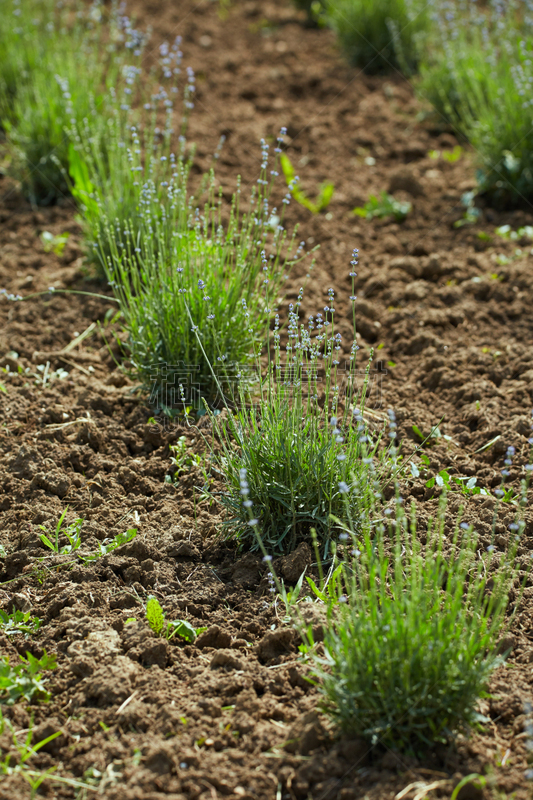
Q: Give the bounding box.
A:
[1,0,529,761]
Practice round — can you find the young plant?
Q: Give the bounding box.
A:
[82,528,137,563]
[0,710,92,797]
[211,254,398,556]
[298,488,523,751]
[324,0,430,75]
[145,597,202,642]
[0,609,42,638]
[280,153,334,214]
[0,651,56,705]
[167,436,210,483]
[40,231,69,256]
[354,192,411,222]
[38,508,83,555]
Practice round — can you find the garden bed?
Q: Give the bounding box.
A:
[1,1,533,798]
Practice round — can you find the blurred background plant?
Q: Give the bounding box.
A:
[0,0,144,204]
[418,0,533,206]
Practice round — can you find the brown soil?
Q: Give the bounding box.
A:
[1,1,533,798]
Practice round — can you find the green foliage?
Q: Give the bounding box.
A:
[496,224,533,241]
[298,493,521,751]
[425,470,489,497]
[324,0,430,74]
[0,609,42,637]
[0,651,56,705]
[0,710,92,797]
[212,287,397,556]
[453,191,481,228]
[145,597,202,642]
[40,231,69,256]
[292,0,328,26]
[280,153,334,214]
[82,528,137,563]
[417,1,533,206]
[428,145,463,163]
[0,0,139,204]
[146,597,165,636]
[354,192,411,222]
[38,507,83,555]
[37,511,136,564]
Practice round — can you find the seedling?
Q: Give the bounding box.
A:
[32,362,69,388]
[167,437,210,484]
[354,192,411,222]
[0,609,42,637]
[40,231,69,256]
[0,709,93,796]
[496,224,533,241]
[411,423,450,445]
[0,651,56,705]
[82,528,137,563]
[428,145,463,163]
[38,508,83,555]
[454,191,482,228]
[145,597,204,642]
[280,153,334,214]
[425,470,490,497]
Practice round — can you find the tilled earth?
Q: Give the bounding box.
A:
[1,1,533,798]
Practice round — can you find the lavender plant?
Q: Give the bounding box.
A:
[0,0,143,204]
[68,36,193,272]
[418,0,533,205]
[297,475,525,751]
[324,0,430,74]
[211,252,397,556]
[75,114,302,405]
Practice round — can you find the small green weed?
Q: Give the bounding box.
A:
[0,651,56,705]
[495,224,533,241]
[354,192,411,222]
[82,528,137,563]
[40,231,69,256]
[428,145,463,163]
[454,191,481,228]
[32,361,69,388]
[425,470,490,497]
[145,597,204,642]
[280,153,334,214]
[37,510,136,564]
[0,609,42,638]
[38,507,83,555]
